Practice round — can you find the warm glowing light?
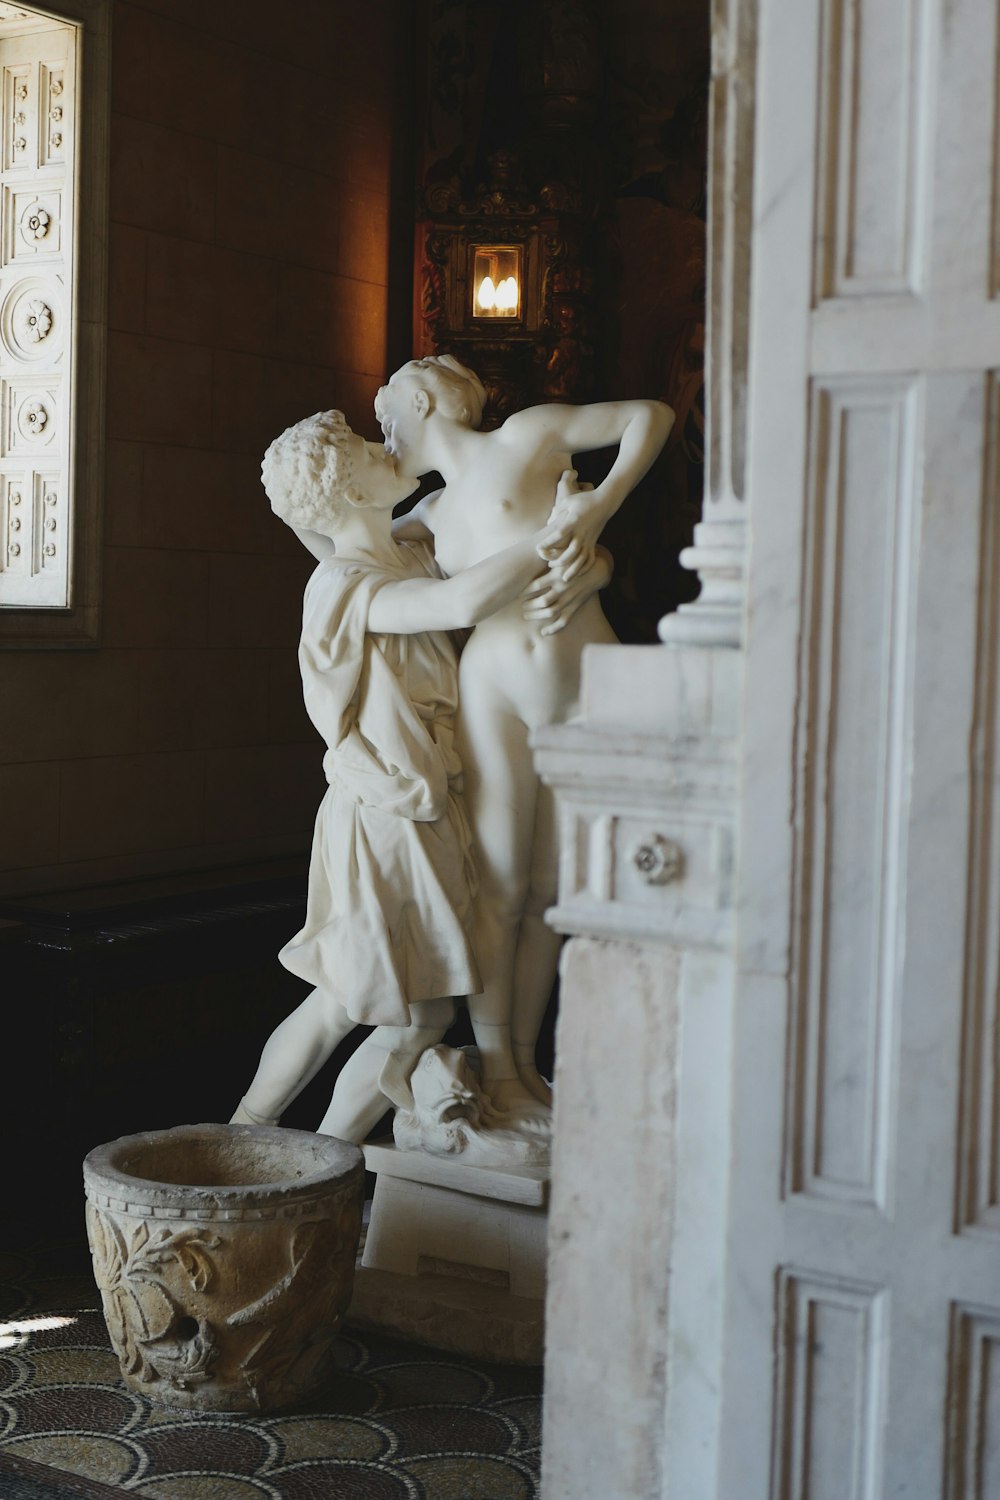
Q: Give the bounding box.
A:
[496,276,519,311]
[472,246,522,319]
[0,1313,77,1350]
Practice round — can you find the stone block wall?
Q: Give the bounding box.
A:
[0,0,409,896]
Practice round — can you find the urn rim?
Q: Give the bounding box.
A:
[83,1121,364,1216]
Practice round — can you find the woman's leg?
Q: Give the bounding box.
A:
[316,996,457,1143]
[456,676,550,1121]
[234,986,357,1124]
[510,779,562,1105]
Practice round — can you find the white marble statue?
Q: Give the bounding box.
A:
[232,409,566,1146]
[235,362,673,1152]
[369,358,675,1123]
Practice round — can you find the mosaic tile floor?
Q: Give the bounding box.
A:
[0,1233,542,1499]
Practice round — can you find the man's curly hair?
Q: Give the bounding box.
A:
[260,410,360,531]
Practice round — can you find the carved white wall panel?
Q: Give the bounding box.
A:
[3,184,61,263]
[993,66,1000,299]
[788,378,918,1211]
[0,7,36,22]
[958,373,1000,1239]
[773,1270,886,1500]
[3,62,31,173]
[0,20,73,609]
[566,807,730,916]
[947,1305,1000,1498]
[38,61,63,168]
[3,376,58,450]
[813,0,927,301]
[534,722,738,951]
[32,468,59,573]
[1,274,59,357]
[1,470,14,570]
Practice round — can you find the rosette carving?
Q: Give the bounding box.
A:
[18,398,48,439]
[18,299,51,343]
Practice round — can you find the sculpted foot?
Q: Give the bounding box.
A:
[484,1077,553,1136]
[514,1060,553,1108]
[230,1098,280,1127]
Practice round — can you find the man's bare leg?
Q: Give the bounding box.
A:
[316,996,457,1143]
[233,986,357,1125]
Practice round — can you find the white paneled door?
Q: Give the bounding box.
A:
[725,0,1000,1495]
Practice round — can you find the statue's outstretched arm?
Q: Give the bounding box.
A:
[524,399,675,576]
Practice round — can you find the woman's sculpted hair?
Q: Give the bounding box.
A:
[260,410,361,532]
[377,354,487,429]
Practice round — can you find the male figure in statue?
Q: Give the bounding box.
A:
[374,357,675,1122]
[232,409,564,1144]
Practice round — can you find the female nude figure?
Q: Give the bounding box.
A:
[375,357,674,1120]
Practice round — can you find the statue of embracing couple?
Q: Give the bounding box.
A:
[232,356,673,1157]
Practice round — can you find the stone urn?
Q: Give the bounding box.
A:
[83,1123,364,1413]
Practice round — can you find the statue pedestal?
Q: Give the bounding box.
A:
[345,1141,548,1364]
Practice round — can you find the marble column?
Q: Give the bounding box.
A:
[536,4,758,1496]
[660,0,756,652]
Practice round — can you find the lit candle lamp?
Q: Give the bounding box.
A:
[498,276,519,311]
[472,247,521,318]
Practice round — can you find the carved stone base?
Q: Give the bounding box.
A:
[346,1142,548,1364]
[83,1124,364,1413]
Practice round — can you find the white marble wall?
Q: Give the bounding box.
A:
[536,640,740,1500]
[538,0,1000,1496]
[542,937,680,1500]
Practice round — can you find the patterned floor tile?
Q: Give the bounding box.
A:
[0,1227,543,1499]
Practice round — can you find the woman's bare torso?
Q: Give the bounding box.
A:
[423,424,617,730]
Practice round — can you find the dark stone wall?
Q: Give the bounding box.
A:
[0,0,412,899]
